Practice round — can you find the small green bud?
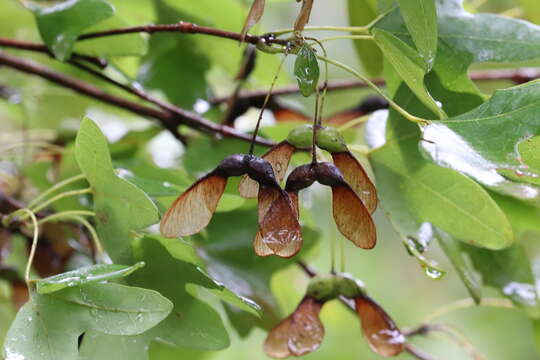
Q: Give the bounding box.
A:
[306,274,339,302]
[316,127,348,153]
[335,273,366,298]
[287,124,314,148]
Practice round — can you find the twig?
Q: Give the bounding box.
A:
[0,37,107,69]
[211,68,540,104]
[78,21,288,47]
[405,344,437,360]
[0,50,275,147]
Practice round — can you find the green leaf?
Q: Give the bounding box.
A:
[199,210,319,336]
[75,117,159,263]
[420,81,540,204]
[396,0,437,69]
[373,28,446,119]
[137,0,210,109]
[294,44,320,98]
[437,230,482,303]
[80,234,260,359]
[367,84,514,250]
[465,243,540,317]
[36,262,146,294]
[348,0,383,75]
[23,0,115,60]
[378,0,540,67]
[3,283,172,360]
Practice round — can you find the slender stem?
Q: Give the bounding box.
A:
[317,35,374,43]
[19,208,39,284]
[405,344,437,360]
[26,174,86,209]
[423,298,514,323]
[318,55,429,125]
[271,25,370,37]
[211,68,540,105]
[37,210,96,225]
[338,115,370,131]
[69,215,104,263]
[271,6,395,37]
[29,188,92,215]
[249,53,288,154]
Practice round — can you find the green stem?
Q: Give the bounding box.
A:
[69,215,104,263]
[317,35,374,43]
[338,115,370,131]
[317,55,429,125]
[26,174,86,209]
[37,210,96,225]
[29,188,92,215]
[272,25,371,37]
[270,6,395,37]
[423,298,514,323]
[18,208,39,284]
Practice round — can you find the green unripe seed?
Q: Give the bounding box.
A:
[287,124,314,148]
[316,127,348,153]
[335,273,366,298]
[306,274,339,302]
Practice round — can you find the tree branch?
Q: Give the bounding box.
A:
[0,50,275,147]
[78,21,288,46]
[211,68,540,104]
[0,37,107,69]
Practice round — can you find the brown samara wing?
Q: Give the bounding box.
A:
[240,0,266,41]
[160,175,227,238]
[259,188,302,256]
[332,151,378,214]
[254,188,302,258]
[239,141,296,198]
[331,184,376,249]
[264,297,325,358]
[355,295,405,357]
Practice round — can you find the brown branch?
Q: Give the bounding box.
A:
[79,21,288,46]
[211,68,540,104]
[0,37,107,69]
[0,50,275,147]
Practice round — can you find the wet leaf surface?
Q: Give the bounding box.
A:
[420,81,540,204]
[367,85,513,250]
[4,282,172,360]
[36,262,145,294]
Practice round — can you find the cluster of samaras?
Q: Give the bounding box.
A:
[160,124,378,258]
[264,273,405,358]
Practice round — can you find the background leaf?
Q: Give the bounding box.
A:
[23,0,115,60]
[396,0,438,69]
[348,0,383,75]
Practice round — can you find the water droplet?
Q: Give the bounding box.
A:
[89,308,99,318]
[425,267,443,279]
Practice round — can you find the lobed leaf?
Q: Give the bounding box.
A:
[36,262,146,294]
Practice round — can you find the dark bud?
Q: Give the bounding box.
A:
[359,96,389,114]
[246,155,279,186]
[285,164,316,192]
[214,154,249,177]
[314,162,345,187]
